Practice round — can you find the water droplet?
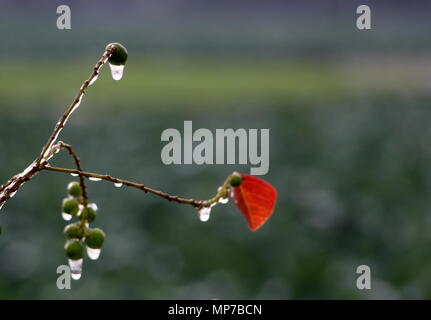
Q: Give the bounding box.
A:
[88,74,99,86]
[70,173,79,177]
[89,177,102,182]
[62,212,72,221]
[198,207,211,222]
[109,63,125,80]
[88,203,98,211]
[218,197,229,204]
[68,258,83,280]
[71,273,81,280]
[86,247,101,260]
[114,182,123,188]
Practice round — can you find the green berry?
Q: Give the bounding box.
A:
[106,43,128,66]
[65,240,83,260]
[85,228,105,249]
[67,181,82,198]
[62,198,79,216]
[82,205,97,223]
[229,173,243,187]
[64,223,81,239]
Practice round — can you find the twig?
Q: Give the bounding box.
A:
[41,165,228,208]
[54,141,89,206]
[37,46,116,163]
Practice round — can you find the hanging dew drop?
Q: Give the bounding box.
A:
[71,272,81,280]
[86,247,101,260]
[109,63,125,80]
[114,182,123,188]
[70,173,79,177]
[68,258,83,280]
[89,177,102,182]
[71,93,84,113]
[198,207,211,222]
[62,212,72,221]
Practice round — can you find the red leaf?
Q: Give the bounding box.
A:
[230,174,277,231]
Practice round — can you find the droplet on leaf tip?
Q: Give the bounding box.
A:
[86,247,101,260]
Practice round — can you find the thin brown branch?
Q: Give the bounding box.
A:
[0,44,231,215]
[37,46,116,164]
[42,165,230,209]
[0,46,116,210]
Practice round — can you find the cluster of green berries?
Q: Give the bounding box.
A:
[62,182,105,264]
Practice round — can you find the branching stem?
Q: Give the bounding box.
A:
[0,45,231,212]
[54,141,89,206]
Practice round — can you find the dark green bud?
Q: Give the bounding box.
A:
[85,228,105,249]
[64,223,81,239]
[62,198,79,216]
[229,173,243,187]
[82,205,97,223]
[106,43,128,66]
[65,240,83,260]
[67,181,82,198]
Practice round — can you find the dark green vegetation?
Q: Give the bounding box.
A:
[1,84,431,298]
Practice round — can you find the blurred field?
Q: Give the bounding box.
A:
[2,55,431,108]
[1,62,431,299]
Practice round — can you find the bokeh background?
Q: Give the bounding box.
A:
[1,0,431,299]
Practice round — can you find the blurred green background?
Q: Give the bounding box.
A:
[1,0,431,299]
